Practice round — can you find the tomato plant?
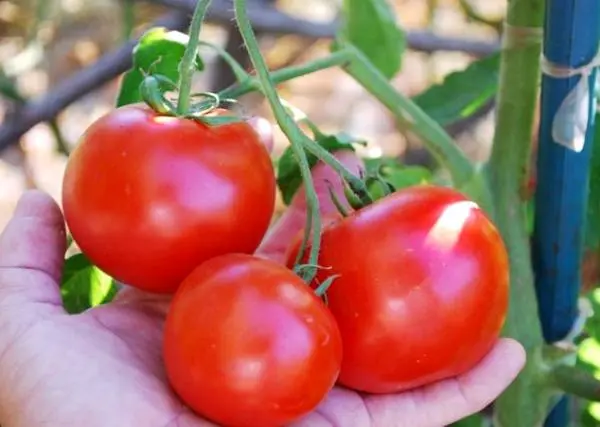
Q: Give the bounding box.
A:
[163,253,342,427]
[36,0,599,423]
[62,104,276,293]
[288,185,509,393]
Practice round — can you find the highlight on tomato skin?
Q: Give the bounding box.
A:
[61,104,276,294]
[288,184,509,394]
[163,253,343,427]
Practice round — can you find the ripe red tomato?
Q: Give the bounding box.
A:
[62,105,275,293]
[287,185,509,393]
[163,254,342,427]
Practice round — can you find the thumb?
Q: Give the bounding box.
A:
[257,150,364,263]
[0,190,66,311]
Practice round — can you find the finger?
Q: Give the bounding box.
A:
[364,338,526,427]
[257,150,364,263]
[0,190,66,310]
[291,387,371,427]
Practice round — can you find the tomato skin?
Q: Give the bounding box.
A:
[163,254,342,427]
[62,105,275,293]
[288,185,509,393]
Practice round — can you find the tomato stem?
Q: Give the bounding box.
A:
[176,0,212,115]
[220,50,353,100]
[326,183,350,217]
[198,41,252,84]
[548,365,600,402]
[233,0,323,283]
[140,75,178,114]
[337,41,475,190]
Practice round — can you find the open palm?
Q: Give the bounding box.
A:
[0,152,525,427]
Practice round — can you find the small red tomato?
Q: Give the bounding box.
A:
[287,185,509,394]
[62,105,276,293]
[163,254,343,427]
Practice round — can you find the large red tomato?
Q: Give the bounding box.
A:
[287,185,509,393]
[163,254,342,427]
[62,105,275,293]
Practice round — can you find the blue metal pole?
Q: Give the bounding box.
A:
[532,1,600,426]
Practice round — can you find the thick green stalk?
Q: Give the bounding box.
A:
[339,42,475,189]
[487,0,547,425]
[177,0,212,114]
[233,0,322,283]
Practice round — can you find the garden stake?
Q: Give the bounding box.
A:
[533,0,600,425]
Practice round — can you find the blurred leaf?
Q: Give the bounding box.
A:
[585,112,600,250]
[583,289,600,341]
[577,290,600,426]
[337,0,406,78]
[61,254,118,314]
[412,53,500,127]
[0,70,24,102]
[116,28,204,107]
[277,134,357,205]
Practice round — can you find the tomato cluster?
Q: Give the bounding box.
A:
[62,107,509,426]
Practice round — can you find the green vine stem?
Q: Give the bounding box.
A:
[233,0,323,283]
[549,365,600,401]
[487,0,547,425]
[198,41,251,84]
[336,41,476,190]
[176,0,212,115]
[220,49,353,99]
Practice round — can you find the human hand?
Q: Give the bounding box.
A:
[0,152,525,427]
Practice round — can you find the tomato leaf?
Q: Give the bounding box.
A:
[336,0,406,79]
[277,134,357,205]
[411,53,500,127]
[364,157,432,200]
[449,413,488,427]
[61,254,118,314]
[116,27,204,107]
[585,112,600,250]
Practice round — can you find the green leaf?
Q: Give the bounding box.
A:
[116,27,204,107]
[0,70,24,102]
[364,156,432,200]
[585,112,600,250]
[577,290,600,426]
[411,53,500,127]
[337,0,406,79]
[61,254,118,314]
[277,134,357,205]
[449,413,489,427]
